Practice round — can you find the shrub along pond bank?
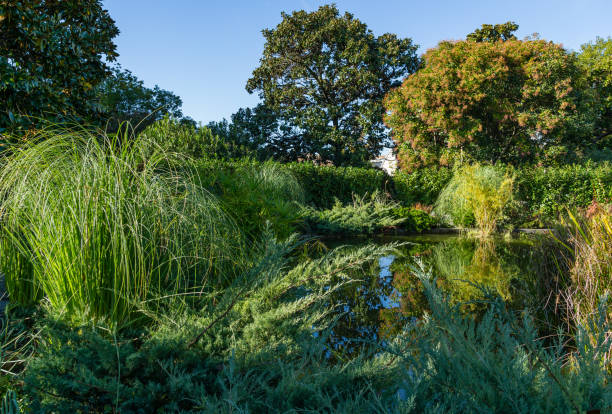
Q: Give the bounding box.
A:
[194,158,612,230]
[0,128,610,413]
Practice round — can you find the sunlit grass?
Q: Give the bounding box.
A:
[0,126,247,328]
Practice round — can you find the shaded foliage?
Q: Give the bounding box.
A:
[300,191,404,235]
[207,103,305,161]
[579,36,612,146]
[96,65,184,134]
[284,162,391,209]
[466,21,519,42]
[141,117,252,160]
[0,0,119,135]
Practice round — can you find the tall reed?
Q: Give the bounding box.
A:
[0,126,245,327]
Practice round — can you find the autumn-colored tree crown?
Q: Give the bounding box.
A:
[384,38,583,170]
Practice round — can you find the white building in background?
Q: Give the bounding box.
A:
[370,151,398,176]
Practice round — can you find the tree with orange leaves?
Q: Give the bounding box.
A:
[384,38,586,170]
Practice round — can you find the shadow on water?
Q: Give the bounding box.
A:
[322,233,567,357]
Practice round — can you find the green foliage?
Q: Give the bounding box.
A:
[0,0,119,134]
[0,127,246,327]
[392,207,437,233]
[196,159,305,240]
[385,268,611,413]
[466,21,519,42]
[285,162,390,209]
[12,251,612,413]
[141,117,253,160]
[563,206,612,350]
[96,65,184,133]
[515,162,612,226]
[207,103,302,162]
[385,38,586,169]
[20,238,400,413]
[392,167,453,205]
[435,164,514,234]
[194,159,612,229]
[579,36,612,144]
[246,4,419,166]
[300,192,404,235]
[0,391,19,414]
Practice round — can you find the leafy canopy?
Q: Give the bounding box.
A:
[466,21,519,42]
[207,104,305,162]
[96,65,184,133]
[246,4,419,166]
[0,0,119,134]
[385,38,583,169]
[578,36,612,143]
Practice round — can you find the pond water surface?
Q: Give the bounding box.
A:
[322,233,562,356]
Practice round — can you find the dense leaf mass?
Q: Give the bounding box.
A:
[579,36,612,143]
[466,21,519,42]
[96,65,184,133]
[246,4,419,166]
[0,0,119,133]
[385,39,586,169]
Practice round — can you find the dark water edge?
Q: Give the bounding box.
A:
[320,233,564,357]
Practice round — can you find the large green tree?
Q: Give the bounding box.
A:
[246,4,419,166]
[96,65,184,133]
[385,38,585,169]
[0,0,119,134]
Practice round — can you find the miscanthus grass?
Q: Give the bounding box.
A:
[0,126,246,328]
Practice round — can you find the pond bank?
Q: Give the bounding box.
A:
[306,227,556,239]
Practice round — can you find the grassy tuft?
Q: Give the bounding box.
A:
[0,126,246,328]
[435,164,514,235]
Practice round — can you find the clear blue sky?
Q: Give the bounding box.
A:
[102,0,612,124]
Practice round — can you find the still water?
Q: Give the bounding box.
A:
[322,233,561,356]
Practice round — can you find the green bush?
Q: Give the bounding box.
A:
[435,164,514,235]
[140,117,254,160]
[393,167,453,206]
[300,192,404,235]
[14,259,612,413]
[392,207,438,233]
[284,163,390,209]
[384,269,611,413]
[194,159,305,240]
[20,239,400,413]
[514,163,612,226]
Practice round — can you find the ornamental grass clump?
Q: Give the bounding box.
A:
[0,127,245,328]
[562,204,612,365]
[435,164,514,236]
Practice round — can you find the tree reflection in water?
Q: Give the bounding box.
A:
[325,234,559,357]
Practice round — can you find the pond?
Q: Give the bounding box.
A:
[321,233,564,357]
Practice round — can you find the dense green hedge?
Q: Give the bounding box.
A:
[283,163,391,209]
[194,159,612,226]
[284,163,454,209]
[393,167,453,205]
[515,163,612,223]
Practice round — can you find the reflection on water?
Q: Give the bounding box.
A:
[324,234,559,356]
